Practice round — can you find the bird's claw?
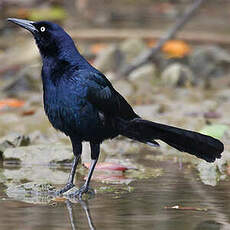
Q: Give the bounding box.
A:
[69,185,95,199]
[56,183,75,195]
[70,185,88,199]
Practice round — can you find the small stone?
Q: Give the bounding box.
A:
[0,133,30,155]
[3,143,73,165]
[189,45,230,78]
[197,161,218,186]
[120,38,147,63]
[129,64,157,83]
[128,64,157,100]
[161,63,195,87]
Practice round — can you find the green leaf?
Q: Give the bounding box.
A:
[200,124,228,139]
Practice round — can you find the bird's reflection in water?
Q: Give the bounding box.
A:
[66,199,96,230]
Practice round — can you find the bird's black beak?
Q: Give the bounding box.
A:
[7,18,38,34]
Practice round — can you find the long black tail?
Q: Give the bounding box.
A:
[118,118,224,162]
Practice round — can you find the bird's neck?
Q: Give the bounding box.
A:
[41,46,90,69]
[41,46,94,86]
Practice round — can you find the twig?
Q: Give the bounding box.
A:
[118,0,206,77]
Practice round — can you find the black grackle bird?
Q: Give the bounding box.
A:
[8,18,224,198]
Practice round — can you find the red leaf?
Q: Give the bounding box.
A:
[84,162,128,172]
[21,109,35,116]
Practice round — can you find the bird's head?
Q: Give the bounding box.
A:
[7,18,75,58]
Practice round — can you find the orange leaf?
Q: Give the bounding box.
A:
[162,40,191,58]
[0,98,25,109]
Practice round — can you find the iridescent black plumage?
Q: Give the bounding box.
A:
[8,18,224,198]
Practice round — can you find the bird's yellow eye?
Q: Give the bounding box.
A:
[40,26,46,32]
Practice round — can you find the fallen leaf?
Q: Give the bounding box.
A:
[21,109,36,116]
[162,40,191,58]
[84,162,128,172]
[0,98,25,109]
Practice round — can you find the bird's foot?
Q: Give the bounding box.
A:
[69,185,95,200]
[56,183,75,196]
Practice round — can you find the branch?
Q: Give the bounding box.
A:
[119,0,206,77]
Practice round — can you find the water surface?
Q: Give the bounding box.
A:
[0,161,229,230]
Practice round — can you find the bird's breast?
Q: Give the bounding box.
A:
[43,85,103,138]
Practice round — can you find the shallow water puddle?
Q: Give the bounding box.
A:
[0,160,230,230]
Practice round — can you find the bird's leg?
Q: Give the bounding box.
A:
[77,158,98,194]
[57,141,82,195]
[57,156,80,194]
[70,142,100,199]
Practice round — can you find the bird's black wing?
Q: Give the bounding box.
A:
[86,72,138,120]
